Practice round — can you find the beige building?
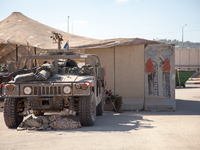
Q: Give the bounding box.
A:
[175,49,200,74]
[73,41,176,111]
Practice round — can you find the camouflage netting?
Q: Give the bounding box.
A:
[17,115,81,131]
[49,115,81,130]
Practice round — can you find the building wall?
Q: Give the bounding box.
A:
[115,45,145,110]
[115,45,144,97]
[86,44,175,111]
[144,44,175,111]
[175,49,200,67]
[86,45,145,110]
[85,47,115,91]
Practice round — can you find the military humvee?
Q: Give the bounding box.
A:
[1,51,105,128]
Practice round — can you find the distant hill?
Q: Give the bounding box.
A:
[153,39,200,49]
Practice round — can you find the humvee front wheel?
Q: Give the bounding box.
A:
[79,92,96,126]
[4,98,24,128]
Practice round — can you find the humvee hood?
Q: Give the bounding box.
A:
[48,74,94,82]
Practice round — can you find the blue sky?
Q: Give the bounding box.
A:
[0,0,200,42]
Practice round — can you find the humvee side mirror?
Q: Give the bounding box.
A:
[97,67,105,80]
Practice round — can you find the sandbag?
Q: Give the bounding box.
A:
[17,115,81,131]
[69,67,79,74]
[24,118,42,128]
[14,72,36,82]
[37,64,54,77]
[36,70,50,81]
[49,115,81,130]
[37,64,53,71]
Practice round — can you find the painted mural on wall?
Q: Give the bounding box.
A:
[145,55,159,96]
[145,45,174,98]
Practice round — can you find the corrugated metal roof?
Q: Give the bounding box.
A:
[72,38,163,49]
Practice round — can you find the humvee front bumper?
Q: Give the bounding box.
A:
[2,82,91,97]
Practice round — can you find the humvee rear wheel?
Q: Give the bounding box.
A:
[33,110,44,116]
[96,88,105,116]
[4,98,24,128]
[79,92,96,126]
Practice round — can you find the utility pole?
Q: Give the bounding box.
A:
[67,16,70,33]
[180,24,187,49]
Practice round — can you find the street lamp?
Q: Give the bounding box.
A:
[180,24,187,48]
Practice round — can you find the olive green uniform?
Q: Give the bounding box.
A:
[106,95,122,112]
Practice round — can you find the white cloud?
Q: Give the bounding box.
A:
[115,0,130,4]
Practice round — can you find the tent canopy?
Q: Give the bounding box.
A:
[0,12,163,50]
[0,12,99,50]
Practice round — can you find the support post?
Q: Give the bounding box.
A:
[34,47,37,66]
[16,44,18,61]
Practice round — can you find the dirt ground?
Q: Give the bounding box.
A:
[0,84,200,150]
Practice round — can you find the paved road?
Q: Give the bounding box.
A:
[0,87,200,150]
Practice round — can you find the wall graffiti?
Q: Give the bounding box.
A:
[145,47,159,96]
[160,48,173,98]
[159,57,171,97]
[145,45,173,98]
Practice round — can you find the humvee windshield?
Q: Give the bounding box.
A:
[57,58,94,76]
[17,55,97,77]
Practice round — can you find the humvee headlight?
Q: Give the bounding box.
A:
[75,83,81,89]
[63,86,71,94]
[24,87,32,95]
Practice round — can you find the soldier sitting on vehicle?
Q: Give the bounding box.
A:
[105,90,123,113]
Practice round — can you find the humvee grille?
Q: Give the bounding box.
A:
[33,86,62,95]
[19,83,72,97]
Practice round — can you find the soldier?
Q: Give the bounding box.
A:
[0,64,7,72]
[105,90,123,113]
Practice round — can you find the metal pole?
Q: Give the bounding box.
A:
[182,27,183,44]
[58,38,60,49]
[181,24,187,49]
[16,44,18,61]
[34,47,37,66]
[114,47,115,95]
[68,16,69,33]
